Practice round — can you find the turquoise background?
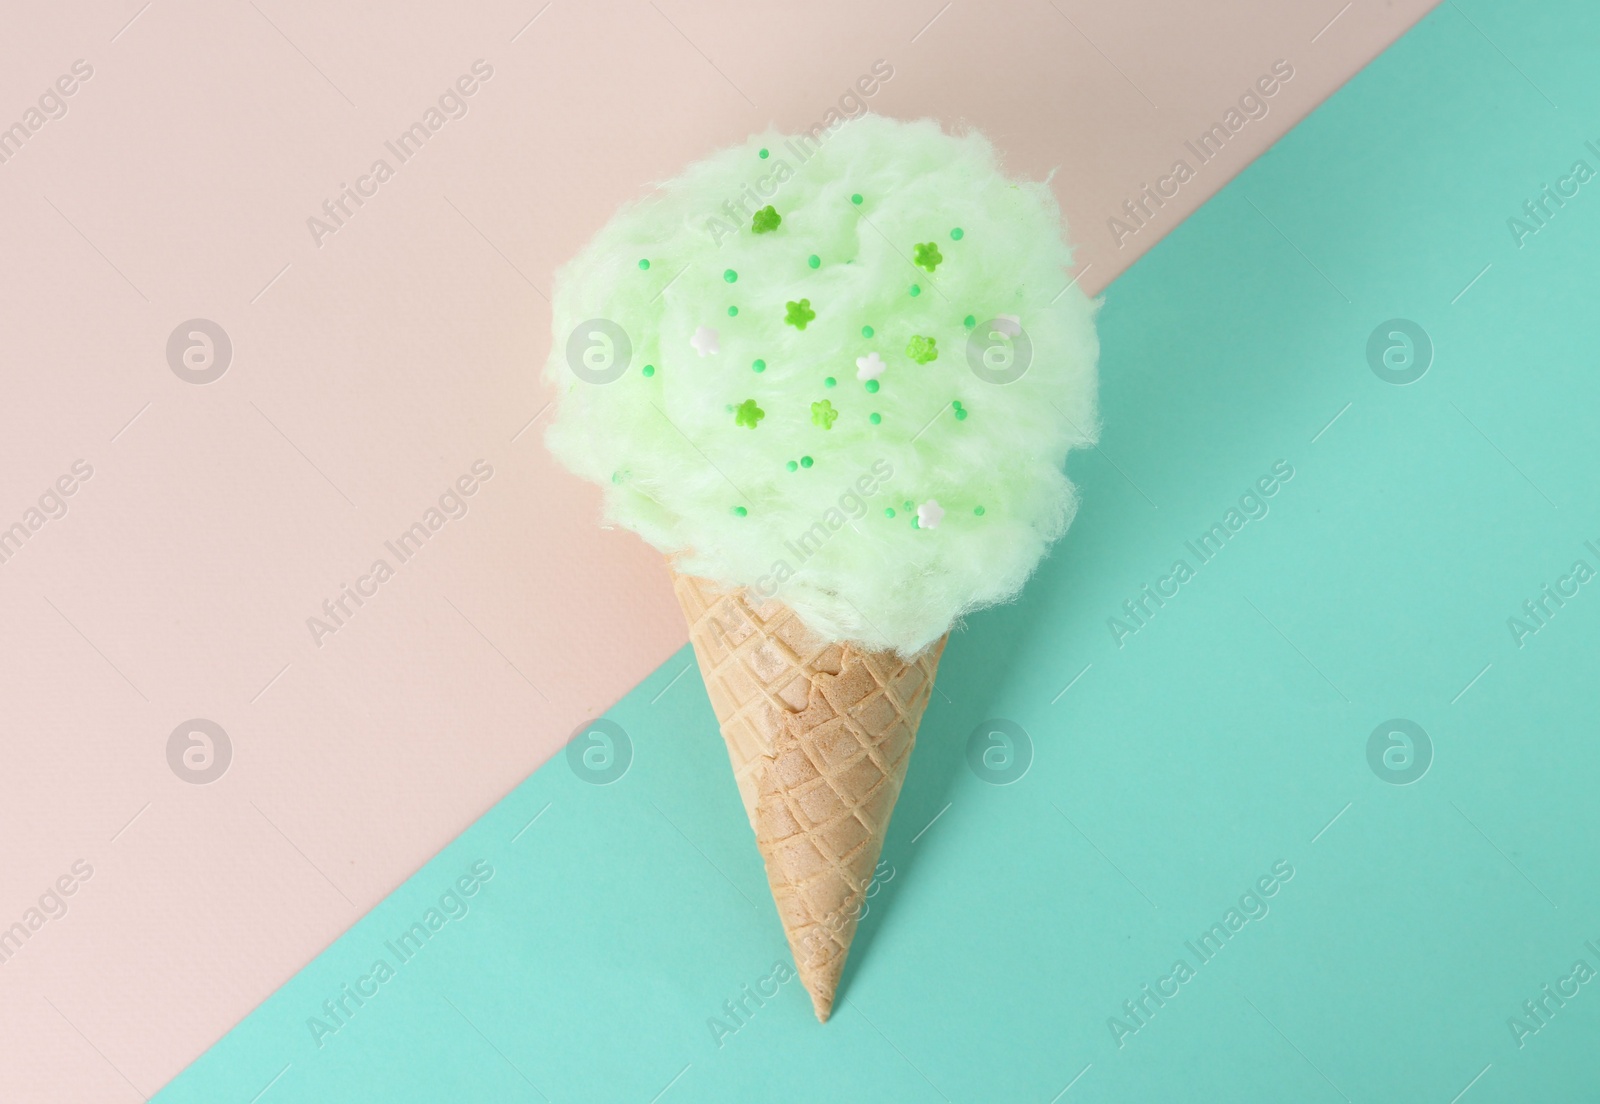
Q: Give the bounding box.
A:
[158,2,1600,1100]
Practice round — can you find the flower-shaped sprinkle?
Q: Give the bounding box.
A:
[691,326,720,357]
[784,299,816,330]
[907,335,937,364]
[734,399,764,428]
[855,351,886,381]
[811,400,838,429]
[916,499,945,530]
[752,205,781,233]
[913,242,943,272]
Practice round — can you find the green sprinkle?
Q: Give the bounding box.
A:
[808,254,820,269]
[864,379,880,393]
[963,314,976,329]
[909,284,921,297]
[952,400,964,409]
[723,269,738,283]
[611,472,623,484]
[752,205,781,233]
[907,335,938,364]
[800,455,813,468]
[913,242,942,272]
[786,460,798,472]
[752,358,766,372]
[861,325,874,338]
[869,412,882,424]
[642,364,655,377]
[974,505,985,516]
[954,408,968,420]
[734,399,764,428]
[758,147,769,159]
[951,227,964,240]
[851,193,863,205]
[912,516,920,529]
[824,376,836,388]
[784,299,815,329]
[728,305,738,317]
[731,506,748,517]
[904,501,913,510]
[811,400,837,429]
[884,507,896,518]
[638,258,650,270]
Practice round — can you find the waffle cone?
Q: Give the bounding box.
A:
[671,570,945,1022]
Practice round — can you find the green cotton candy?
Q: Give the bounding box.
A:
[543,115,1099,657]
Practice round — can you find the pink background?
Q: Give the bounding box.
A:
[0,0,1434,1097]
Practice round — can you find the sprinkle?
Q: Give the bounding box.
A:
[752,205,781,233]
[974,505,985,515]
[691,326,720,357]
[864,379,880,393]
[638,259,650,270]
[723,269,738,283]
[642,364,655,377]
[907,335,938,364]
[954,407,968,420]
[727,305,738,317]
[916,499,945,530]
[869,412,881,424]
[861,325,874,338]
[909,284,921,297]
[811,400,837,429]
[884,507,896,518]
[824,376,836,388]
[758,148,769,159]
[850,193,863,205]
[855,351,886,381]
[904,501,913,510]
[784,299,816,329]
[731,506,747,516]
[950,228,964,240]
[752,358,766,372]
[963,314,976,329]
[808,254,820,269]
[786,460,798,472]
[800,455,814,468]
[913,242,942,272]
[734,399,764,428]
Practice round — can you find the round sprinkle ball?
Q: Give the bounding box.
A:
[909,284,921,297]
[800,455,814,468]
[861,325,874,338]
[864,379,880,393]
[723,269,738,283]
[850,193,863,205]
[869,412,881,424]
[728,305,738,316]
[638,258,650,270]
[824,376,836,388]
[963,314,976,328]
[974,506,986,516]
[759,148,769,159]
[730,506,747,517]
[951,227,964,240]
[642,364,655,377]
[884,508,896,518]
[752,359,766,372]
[808,254,820,269]
[786,460,798,472]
